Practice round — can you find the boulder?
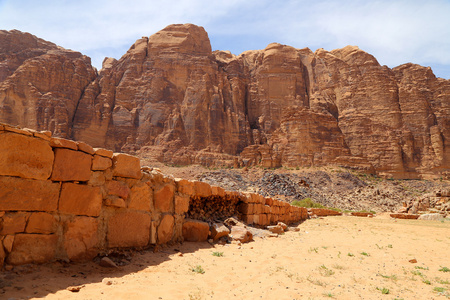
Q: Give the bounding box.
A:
[182,219,209,242]
[418,213,445,221]
[209,223,230,241]
[230,226,253,243]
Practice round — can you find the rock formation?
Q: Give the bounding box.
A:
[0,24,449,179]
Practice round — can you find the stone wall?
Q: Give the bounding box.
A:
[0,123,307,268]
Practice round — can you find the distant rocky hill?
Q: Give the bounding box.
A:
[0,24,449,179]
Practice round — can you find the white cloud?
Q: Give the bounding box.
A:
[0,0,449,78]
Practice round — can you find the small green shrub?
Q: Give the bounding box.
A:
[439,267,450,273]
[292,198,325,208]
[212,251,224,257]
[376,287,390,294]
[191,265,205,274]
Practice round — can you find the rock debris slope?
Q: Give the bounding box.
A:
[0,24,449,179]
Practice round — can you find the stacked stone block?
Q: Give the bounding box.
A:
[0,123,309,269]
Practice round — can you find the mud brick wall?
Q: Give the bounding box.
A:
[0,123,307,268]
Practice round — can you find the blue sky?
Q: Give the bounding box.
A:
[1,0,449,79]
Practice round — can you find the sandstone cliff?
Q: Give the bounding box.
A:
[0,24,449,179]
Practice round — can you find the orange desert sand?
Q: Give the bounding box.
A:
[1,215,449,299]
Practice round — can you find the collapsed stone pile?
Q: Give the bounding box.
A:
[394,190,450,219]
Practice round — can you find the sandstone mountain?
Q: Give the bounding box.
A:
[0,24,449,179]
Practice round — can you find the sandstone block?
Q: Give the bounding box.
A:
[175,195,190,214]
[94,148,114,158]
[64,217,99,261]
[0,177,59,211]
[104,196,126,208]
[33,131,52,141]
[129,182,152,211]
[76,141,95,155]
[0,243,4,270]
[230,226,253,243]
[112,153,142,179]
[88,171,106,186]
[25,212,57,234]
[92,155,112,171]
[51,148,92,181]
[211,185,225,197]
[108,212,151,248]
[106,180,130,199]
[154,184,174,212]
[157,214,174,244]
[241,214,254,225]
[59,183,102,216]
[0,132,54,180]
[238,203,253,215]
[4,125,32,136]
[7,234,58,265]
[182,219,209,242]
[194,181,212,197]
[176,179,195,196]
[210,223,230,241]
[50,137,78,150]
[0,212,28,235]
[3,235,14,253]
[150,221,157,244]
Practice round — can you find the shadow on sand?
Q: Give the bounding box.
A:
[0,241,215,299]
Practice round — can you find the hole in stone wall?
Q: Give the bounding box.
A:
[187,195,242,222]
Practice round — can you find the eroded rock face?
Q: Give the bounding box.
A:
[0,30,97,137]
[0,25,449,179]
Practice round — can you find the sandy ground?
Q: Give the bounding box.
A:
[1,215,450,300]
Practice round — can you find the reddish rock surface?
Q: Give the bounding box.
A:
[59,183,102,216]
[1,25,449,179]
[107,211,151,248]
[182,219,209,242]
[0,132,54,180]
[6,233,58,265]
[0,176,59,211]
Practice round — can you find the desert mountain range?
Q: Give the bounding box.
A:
[0,24,448,179]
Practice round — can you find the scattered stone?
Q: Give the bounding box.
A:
[99,257,118,268]
[409,259,417,263]
[102,278,114,285]
[418,213,445,221]
[210,223,230,241]
[267,225,284,234]
[67,285,85,292]
[230,226,253,243]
